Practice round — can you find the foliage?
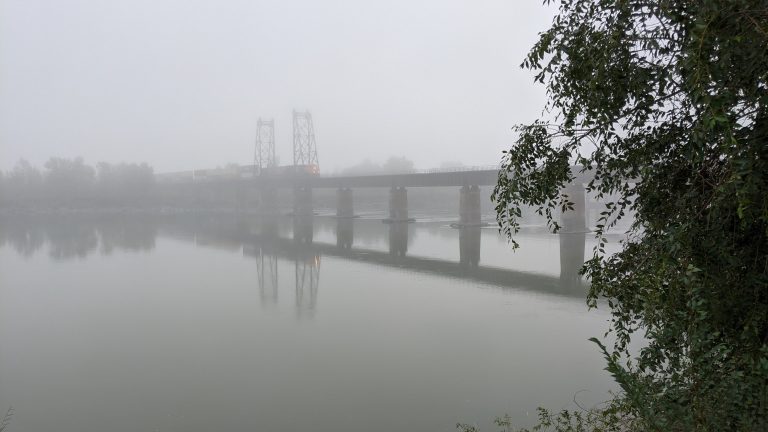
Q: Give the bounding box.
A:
[1,158,156,209]
[0,407,13,432]
[458,402,637,432]
[491,0,768,430]
[44,157,96,204]
[97,161,155,204]
[341,156,416,175]
[2,160,44,204]
[381,156,415,173]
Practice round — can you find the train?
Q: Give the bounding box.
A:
[155,164,319,183]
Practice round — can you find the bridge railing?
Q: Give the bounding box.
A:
[155,164,503,183]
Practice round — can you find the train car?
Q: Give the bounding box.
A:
[257,164,320,177]
[238,165,256,179]
[155,170,195,183]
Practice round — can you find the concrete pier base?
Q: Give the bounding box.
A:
[293,215,313,244]
[336,188,355,218]
[258,188,279,216]
[559,232,586,289]
[293,186,313,217]
[560,183,588,233]
[455,185,485,227]
[383,186,414,223]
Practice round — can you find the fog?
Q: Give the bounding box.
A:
[0,3,627,432]
[1,0,554,173]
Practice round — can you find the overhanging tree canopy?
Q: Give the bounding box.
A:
[493,1,767,429]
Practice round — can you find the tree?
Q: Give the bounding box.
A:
[492,1,767,430]
[44,157,96,204]
[381,156,415,173]
[341,156,416,175]
[2,159,44,206]
[96,162,155,205]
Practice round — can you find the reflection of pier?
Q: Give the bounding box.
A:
[459,226,481,267]
[0,214,589,304]
[243,218,588,296]
[255,247,278,305]
[294,253,320,316]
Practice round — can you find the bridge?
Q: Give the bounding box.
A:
[156,110,590,232]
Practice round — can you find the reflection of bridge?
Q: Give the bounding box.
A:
[0,213,589,320]
[241,216,589,311]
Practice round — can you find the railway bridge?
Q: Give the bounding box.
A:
[156,110,591,233]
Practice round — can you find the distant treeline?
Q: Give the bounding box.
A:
[1,157,504,214]
[0,158,155,209]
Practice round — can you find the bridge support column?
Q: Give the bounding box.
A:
[234,182,247,212]
[259,187,279,216]
[386,187,411,223]
[293,186,313,217]
[260,214,280,239]
[458,185,482,226]
[560,183,587,233]
[293,215,313,244]
[559,232,586,290]
[336,188,354,218]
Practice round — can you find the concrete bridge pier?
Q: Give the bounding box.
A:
[386,187,412,223]
[560,183,588,233]
[259,187,279,216]
[234,182,247,211]
[293,186,313,217]
[259,215,280,239]
[336,188,354,218]
[458,185,482,226]
[293,215,313,244]
[559,232,586,289]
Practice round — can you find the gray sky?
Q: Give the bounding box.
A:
[0,0,555,173]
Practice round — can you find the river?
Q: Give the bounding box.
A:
[0,212,619,432]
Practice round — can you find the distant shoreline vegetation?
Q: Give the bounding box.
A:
[0,158,156,210]
[0,157,499,214]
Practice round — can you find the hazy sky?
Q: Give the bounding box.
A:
[0,0,555,173]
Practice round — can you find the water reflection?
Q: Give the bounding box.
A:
[459,226,481,267]
[295,254,320,317]
[255,248,279,305]
[388,222,409,256]
[0,215,156,260]
[0,214,589,299]
[336,218,353,249]
[0,220,45,257]
[293,215,313,244]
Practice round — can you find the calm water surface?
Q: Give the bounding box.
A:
[0,213,619,432]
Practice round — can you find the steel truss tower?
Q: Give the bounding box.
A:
[254,118,276,174]
[292,110,319,168]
